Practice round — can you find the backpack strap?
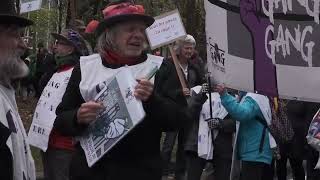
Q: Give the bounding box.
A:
[260,126,267,153]
[241,94,271,153]
[255,96,277,153]
[255,115,269,153]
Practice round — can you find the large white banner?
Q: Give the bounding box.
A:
[205,0,320,102]
[20,0,42,13]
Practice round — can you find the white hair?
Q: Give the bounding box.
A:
[96,27,118,54]
[184,34,196,45]
[96,23,149,56]
[174,34,196,54]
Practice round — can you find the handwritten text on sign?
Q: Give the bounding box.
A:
[146,10,186,50]
[20,0,42,13]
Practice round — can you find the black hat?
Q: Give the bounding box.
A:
[0,0,33,27]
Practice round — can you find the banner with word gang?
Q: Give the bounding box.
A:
[205,0,320,102]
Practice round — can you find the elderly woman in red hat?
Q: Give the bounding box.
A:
[54,1,190,180]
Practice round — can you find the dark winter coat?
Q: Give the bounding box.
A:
[177,60,206,152]
[286,100,320,158]
[54,57,194,180]
[0,122,13,180]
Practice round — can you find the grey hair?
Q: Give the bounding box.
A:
[174,34,196,55]
[96,26,119,54]
[96,24,150,55]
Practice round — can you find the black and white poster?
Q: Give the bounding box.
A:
[80,68,146,167]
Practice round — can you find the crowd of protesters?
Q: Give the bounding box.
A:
[1,0,320,180]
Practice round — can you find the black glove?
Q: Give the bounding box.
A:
[206,118,222,129]
[201,83,209,94]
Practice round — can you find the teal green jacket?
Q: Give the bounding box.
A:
[220,93,273,165]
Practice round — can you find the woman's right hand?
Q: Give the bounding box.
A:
[214,84,227,96]
[182,88,191,96]
[77,101,104,125]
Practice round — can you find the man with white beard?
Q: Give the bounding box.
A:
[0,0,36,180]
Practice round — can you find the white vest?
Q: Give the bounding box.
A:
[28,68,73,151]
[0,85,35,180]
[79,54,163,101]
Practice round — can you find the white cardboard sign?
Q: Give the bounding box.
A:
[20,0,42,13]
[146,9,186,50]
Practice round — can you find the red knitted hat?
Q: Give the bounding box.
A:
[85,20,99,34]
[95,2,154,35]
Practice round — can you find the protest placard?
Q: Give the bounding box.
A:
[79,55,163,167]
[146,9,188,89]
[20,0,42,13]
[146,9,186,50]
[80,68,145,167]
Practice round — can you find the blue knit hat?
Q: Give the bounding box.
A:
[51,29,86,55]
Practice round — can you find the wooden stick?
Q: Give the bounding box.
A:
[207,75,213,119]
[168,44,187,89]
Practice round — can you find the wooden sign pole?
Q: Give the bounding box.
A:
[168,44,187,89]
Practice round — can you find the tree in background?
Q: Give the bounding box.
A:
[20,0,66,53]
[20,0,206,59]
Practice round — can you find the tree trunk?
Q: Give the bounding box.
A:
[15,0,20,14]
[69,0,76,27]
[92,0,100,17]
[58,0,63,33]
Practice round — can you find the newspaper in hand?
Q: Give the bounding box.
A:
[79,67,146,167]
[307,109,320,169]
[307,110,320,151]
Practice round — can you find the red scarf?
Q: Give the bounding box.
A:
[57,65,74,73]
[101,50,145,66]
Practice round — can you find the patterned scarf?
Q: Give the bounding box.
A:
[55,53,80,70]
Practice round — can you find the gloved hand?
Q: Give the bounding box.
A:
[201,83,209,94]
[206,118,222,129]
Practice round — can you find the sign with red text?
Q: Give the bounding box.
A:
[205,0,320,102]
[146,9,186,50]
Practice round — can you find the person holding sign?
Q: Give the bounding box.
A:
[0,0,36,180]
[161,34,204,179]
[28,29,87,180]
[54,1,190,180]
[214,85,274,180]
